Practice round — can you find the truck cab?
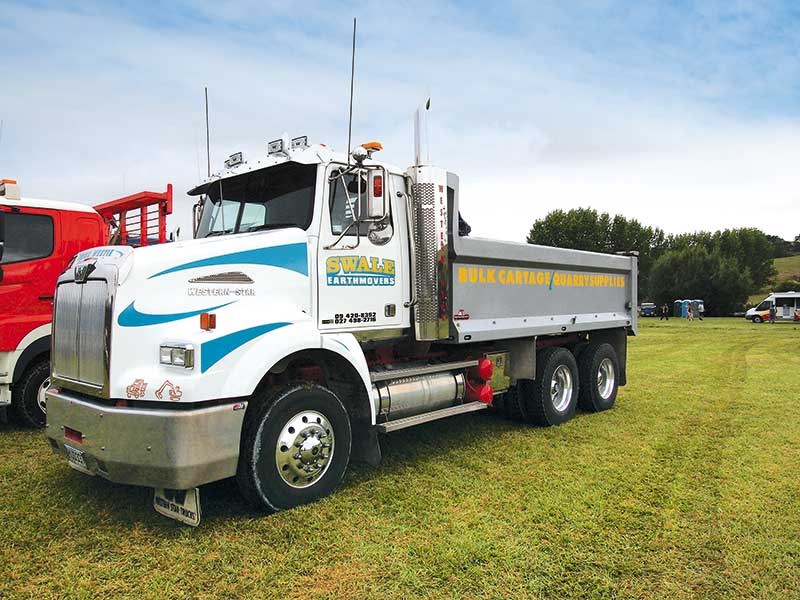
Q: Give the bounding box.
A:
[0,179,106,426]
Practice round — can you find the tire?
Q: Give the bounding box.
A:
[577,343,619,413]
[236,382,352,512]
[495,386,526,421]
[11,357,49,428]
[752,316,763,323]
[518,347,579,426]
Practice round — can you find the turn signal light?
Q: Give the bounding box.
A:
[200,312,216,330]
[477,358,494,381]
[477,384,493,404]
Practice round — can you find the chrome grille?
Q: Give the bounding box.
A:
[52,278,110,394]
[53,283,80,377]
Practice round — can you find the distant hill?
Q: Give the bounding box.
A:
[747,254,800,305]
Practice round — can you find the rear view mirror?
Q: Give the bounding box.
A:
[192,200,204,239]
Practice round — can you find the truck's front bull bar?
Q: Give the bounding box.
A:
[45,389,246,489]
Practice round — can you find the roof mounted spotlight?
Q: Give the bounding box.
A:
[267,138,286,156]
[291,136,308,150]
[351,145,368,164]
[224,152,244,169]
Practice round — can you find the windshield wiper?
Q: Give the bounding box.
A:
[204,229,235,237]
[241,223,298,233]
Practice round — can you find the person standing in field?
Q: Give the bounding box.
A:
[687,305,694,321]
[769,304,776,324]
[660,303,669,320]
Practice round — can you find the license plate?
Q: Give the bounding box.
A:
[64,445,93,475]
[153,488,201,527]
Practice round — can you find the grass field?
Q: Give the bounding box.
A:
[1,318,798,599]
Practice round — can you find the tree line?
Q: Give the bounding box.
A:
[526,208,799,315]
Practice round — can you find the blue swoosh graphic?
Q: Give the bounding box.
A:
[201,322,290,372]
[118,301,234,327]
[149,243,308,279]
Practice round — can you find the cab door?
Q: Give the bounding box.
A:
[0,207,57,351]
[317,164,407,332]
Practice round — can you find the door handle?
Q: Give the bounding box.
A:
[38,295,55,301]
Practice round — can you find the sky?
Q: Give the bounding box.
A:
[1,0,799,241]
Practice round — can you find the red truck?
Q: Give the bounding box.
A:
[0,179,172,427]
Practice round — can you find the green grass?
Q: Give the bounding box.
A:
[774,254,800,281]
[748,254,800,304]
[2,319,799,599]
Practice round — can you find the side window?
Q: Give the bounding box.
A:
[0,213,54,264]
[329,172,367,236]
[239,203,266,231]
[328,170,393,243]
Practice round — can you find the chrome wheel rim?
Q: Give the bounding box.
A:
[275,410,334,489]
[597,358,615,400]
[550,365,573,412]
[37,377,50,415]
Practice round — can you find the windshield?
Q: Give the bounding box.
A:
[196,162,317,238]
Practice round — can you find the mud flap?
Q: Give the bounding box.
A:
[154,488,201,526]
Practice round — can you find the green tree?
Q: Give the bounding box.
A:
[766,234,793,259]
[648,246,752,315]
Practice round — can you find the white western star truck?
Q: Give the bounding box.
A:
[45,135,637,525]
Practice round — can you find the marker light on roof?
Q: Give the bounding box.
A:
[224,152,244,169]
[291,136,308,150]
[267,139,285,155]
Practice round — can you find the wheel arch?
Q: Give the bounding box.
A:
[254,346,374,425]
[243,335,380,466]
[12,335,50,384]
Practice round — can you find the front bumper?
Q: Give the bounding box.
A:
[45,388,247,489]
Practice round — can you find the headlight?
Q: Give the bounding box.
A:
[160,344,194,369]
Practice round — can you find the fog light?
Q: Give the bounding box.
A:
[159,344,195,369]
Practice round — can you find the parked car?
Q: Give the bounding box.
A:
[639,302,658,317]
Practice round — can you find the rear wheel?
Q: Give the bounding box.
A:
[11,357,49,428]
[237,382,352,512]
[518,347,579,426]
[577,343,619,412]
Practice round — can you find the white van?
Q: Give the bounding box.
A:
[745,291,800,323]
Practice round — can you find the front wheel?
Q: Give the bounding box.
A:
[237,383,352,512]
[752,316,763,323]
[11,357,49,428]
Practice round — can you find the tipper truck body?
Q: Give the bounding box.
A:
[45,137,637,524]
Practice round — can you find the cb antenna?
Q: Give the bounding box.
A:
[347,17,357,165]
[204,87,211,178]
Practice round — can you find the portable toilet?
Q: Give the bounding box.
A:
[673,300,683,317]
[681,299,691,317]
